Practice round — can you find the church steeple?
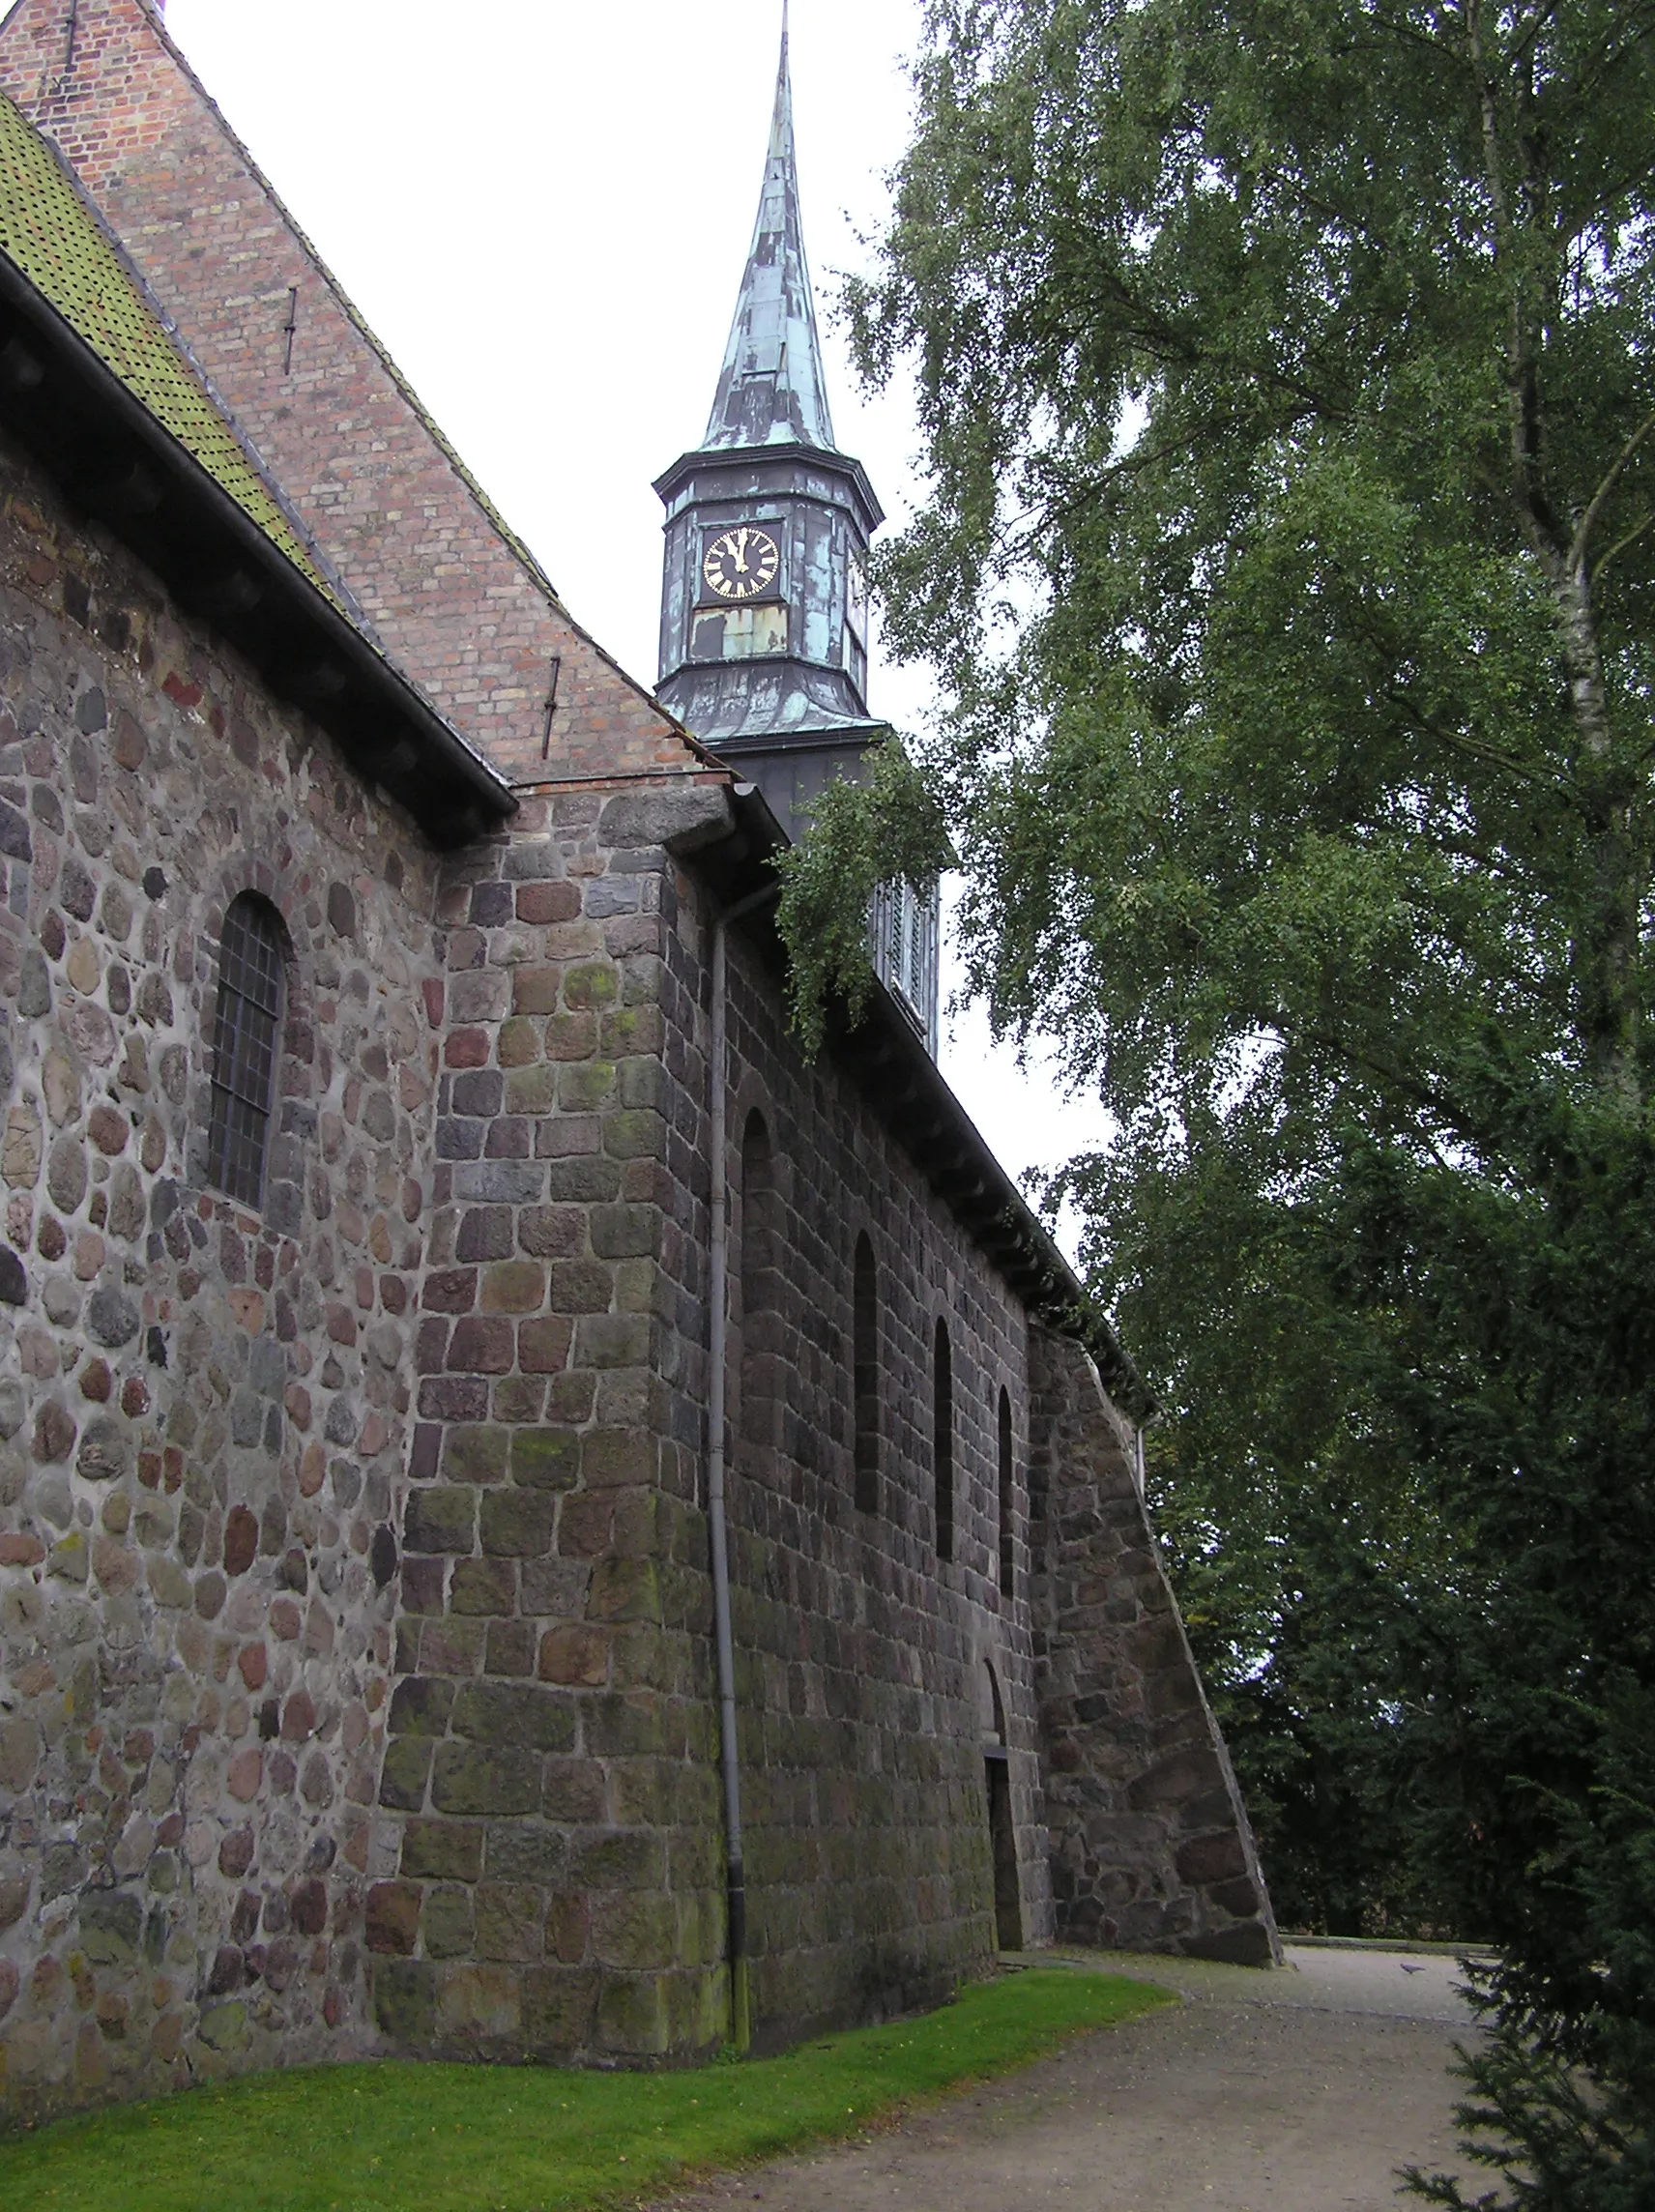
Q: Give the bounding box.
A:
[652,8,938,1053]
[653,9,886,836]
[702,13,835,454]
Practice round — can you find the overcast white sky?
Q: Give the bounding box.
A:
[162,0,1109,1248]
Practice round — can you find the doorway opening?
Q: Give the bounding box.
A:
[979,1659,1021,1951]
[984,1752,1023,1951]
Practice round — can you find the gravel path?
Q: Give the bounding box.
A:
[660,1947,1482,2212]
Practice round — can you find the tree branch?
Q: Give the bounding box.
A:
[1295,1025,1502,1161]
[1508,0,1564,69]
[1550,0,1655,123]
[1361,10,1464,65]
[1379,682,1560,795]
[1336,604,1568,798]
[1571,410,1655,574]
[1590,509,1655,587]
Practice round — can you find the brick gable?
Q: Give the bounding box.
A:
[0,0,710,789]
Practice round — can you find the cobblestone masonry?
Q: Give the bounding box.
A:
[0,429,445,2121]
[0,0,705,788]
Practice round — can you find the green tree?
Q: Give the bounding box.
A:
[777,1,1655,2196]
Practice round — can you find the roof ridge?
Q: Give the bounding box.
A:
[131,0,709,764]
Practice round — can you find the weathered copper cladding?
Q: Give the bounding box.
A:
[653,20,886,837]
[701,10,836,460]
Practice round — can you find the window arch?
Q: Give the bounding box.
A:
[853,1233,879,1514]
[976,1655,1007,1744]
[207,891,285,1207]
[998,1386,1015,1602]
[739,1110,782,1480]
[933,1315,954,1562]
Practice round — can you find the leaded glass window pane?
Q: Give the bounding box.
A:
[207,894,283,1207]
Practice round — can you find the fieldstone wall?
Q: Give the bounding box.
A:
[0,0,1285,2136]
[1029,1329,1280,1965]
[0,433,445,2121]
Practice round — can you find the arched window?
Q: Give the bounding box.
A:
[739,1110,781,1480]
[933,1315,954,1562]
[207,892,285,1207]
[998,1387,1015,1603]
[853,1233,879,1514]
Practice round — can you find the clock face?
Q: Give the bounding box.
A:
[702,525,781,601]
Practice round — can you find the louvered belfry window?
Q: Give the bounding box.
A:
[208,893,284,1206]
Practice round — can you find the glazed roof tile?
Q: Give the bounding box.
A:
[0,85,327,593]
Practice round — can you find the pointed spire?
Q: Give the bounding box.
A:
[702,5,836,453]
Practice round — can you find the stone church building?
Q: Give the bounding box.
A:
[0,0,1276,2121]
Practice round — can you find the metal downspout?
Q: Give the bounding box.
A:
[708,882,778,2053]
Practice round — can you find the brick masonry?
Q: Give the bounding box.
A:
[0,0,709,790]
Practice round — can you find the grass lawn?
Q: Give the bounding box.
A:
[0,1966,1170,2212]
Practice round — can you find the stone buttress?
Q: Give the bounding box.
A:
[1029,1331,1278,1964]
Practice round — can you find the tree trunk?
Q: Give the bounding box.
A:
[1467,0,1644,1107]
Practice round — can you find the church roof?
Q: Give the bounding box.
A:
[702,13,836,454]
[0,82,513,844]
[0,0,713,788]
[0,84,328,596]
